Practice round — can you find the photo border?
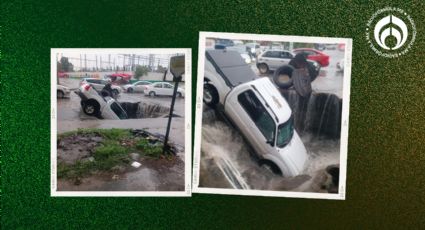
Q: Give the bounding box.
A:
[192,32,352,200]
[51,48,192,197]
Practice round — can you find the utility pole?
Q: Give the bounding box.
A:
[84,54,87,72]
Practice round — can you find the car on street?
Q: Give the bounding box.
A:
[325,44,338,50]
[292,48,330,67]
[203,49,308,177]
[215,39,234,47]
[144,82,185,97]
[227,45,254,64]
[245,42,261,57]
[122,80,152,93]
[80,78,122,97]
[256,49,321,76]
[256,49,295,74]
[57,84,71,98]
[76,83,128,119]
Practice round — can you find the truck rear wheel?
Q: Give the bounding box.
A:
[203,84,219,107]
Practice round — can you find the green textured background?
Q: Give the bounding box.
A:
[2,0,424,228]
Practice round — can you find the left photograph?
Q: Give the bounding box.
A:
[51,48,192,196]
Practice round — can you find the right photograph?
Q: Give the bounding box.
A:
[193,32,352,199]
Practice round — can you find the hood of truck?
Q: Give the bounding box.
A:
[277,131,308,176]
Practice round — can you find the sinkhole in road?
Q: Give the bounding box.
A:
[119,102,172,119]
[199,90,342,193]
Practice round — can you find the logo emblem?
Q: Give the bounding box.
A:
[366,7,416,58]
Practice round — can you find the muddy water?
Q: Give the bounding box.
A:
[120,102,170,119]
[200,111,340,192]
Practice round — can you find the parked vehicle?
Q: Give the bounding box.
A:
[245,42,261,57]
[256,49,295,74]
[80,78,122,97]
[325,44,337,50]
[292,48,330,67]
[144,82,185,97]
[227,45,254,64]
[256,49,321,79]
[57,84,71,98]
[215,39,234,47]
[76,83,128,119]
[122,80,152,93]
[203,50,308,177]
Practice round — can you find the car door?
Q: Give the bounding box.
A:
[163,83,174,96]
[153,83,164,95]
[134,82,144,92]
[279,51,293,65]
[262,51,281,70]
[226,88,276,157]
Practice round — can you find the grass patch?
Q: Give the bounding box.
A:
[58,128,167,179]
[58,128,131,140]
[136,139,163,157]
[57,161,95,179]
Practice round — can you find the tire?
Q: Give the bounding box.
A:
[257,63,269,74]
[203,84,219,107]
[260,160,282,176]
[82,100,100,116]
[127,88,133,93]
[57,90,64,98]
[149,91,156,97]
[273,65,294,89]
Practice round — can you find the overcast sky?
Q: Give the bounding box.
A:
[56,52,178,70]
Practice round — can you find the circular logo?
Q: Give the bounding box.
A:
[366,7,416,58]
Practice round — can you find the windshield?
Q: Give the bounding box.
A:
[276,116,294,148]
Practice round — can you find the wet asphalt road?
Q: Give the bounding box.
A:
[57,78,185,121]
[56,78,187,192]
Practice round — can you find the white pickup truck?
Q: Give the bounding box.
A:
[203,50,308,177]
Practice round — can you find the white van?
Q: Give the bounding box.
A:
[203,50,308,177]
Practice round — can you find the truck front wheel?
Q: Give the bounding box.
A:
[260,160,282,176]
[203,84,219,107]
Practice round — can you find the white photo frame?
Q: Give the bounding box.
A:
[51,48,192,197]
[193,32,352,200]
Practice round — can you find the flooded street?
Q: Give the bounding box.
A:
[199,119,339,192]
[56,78,186,191]
[199,49,344,193]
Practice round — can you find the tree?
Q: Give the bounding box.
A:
[134,65,149,80]
[156,65,167,73]
[60,57,74,72]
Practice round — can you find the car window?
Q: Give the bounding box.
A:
[110,102,128,119]
[100,80,108,85]
[263,51,280,58]
[154,83,162,88]
[280,52,293,58]
[86,79,95,83]
[164,83,173,89]
[238,90,276,143]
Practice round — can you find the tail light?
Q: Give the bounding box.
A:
[84,84,91,91]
